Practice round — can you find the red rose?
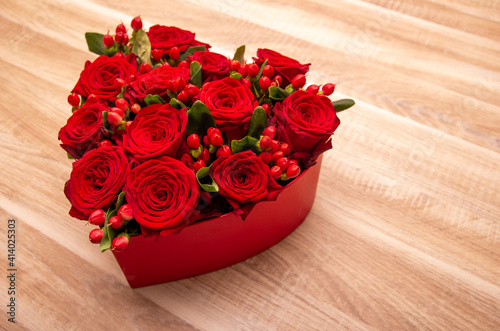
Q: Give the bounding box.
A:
[190,51,230,82]
[58,102,107,159]
[72,54,138,102]
[272,91,340,164]
[64,146,129,220]
[121,104,187,163]
[198,77,258,141]
[253,48,310,87]
[124,156,200,233]
[147,25,210,54]
[210,151,283,211]
[128,66,190,102]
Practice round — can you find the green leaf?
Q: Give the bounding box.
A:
[268,86,291,102]
[116,84,127,99]
[85,32,105,55]
[67,152,75,160]
[144,94,166,106]
[177,45,206,63]
[100,208,117,253]
[131,29,152,66]
[186,101,217,137]
[231,136,259,154]
[115,192,126,210]
[230,72,242,80]
[233,45,245,63]
[196,165,219,193]
[169,98,186,109]
[255,59,268,82]
[102,110,109,129]
[332,99,355,112]
[247,106,267,138]
[190,61,203,88]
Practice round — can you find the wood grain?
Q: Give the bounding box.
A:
[0,0,499,329]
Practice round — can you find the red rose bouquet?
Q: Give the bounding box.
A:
[59,16,354,255]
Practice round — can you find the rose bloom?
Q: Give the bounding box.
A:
[147,25,210,55]
[190,51,230,82]
[64,146,129,220]
[58,102,107,159]
[210,151,283,211]
[272,90,340,164]
[128,66,190,102]
[198,77,258,141]
[72,54,138,102]
[124,156,200,234]
[121,104,187,163]
[253,48,310,87]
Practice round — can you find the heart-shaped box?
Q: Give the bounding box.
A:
[112,157,322,288]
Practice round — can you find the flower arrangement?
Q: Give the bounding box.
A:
[59,16,354,255]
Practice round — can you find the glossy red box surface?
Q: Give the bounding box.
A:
[112,158,322,288]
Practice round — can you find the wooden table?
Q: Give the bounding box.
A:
[1,0,499,329]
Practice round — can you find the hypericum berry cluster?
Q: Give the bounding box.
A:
[183,127,233,171]
[256,126,301,181]
[87,204,133,251]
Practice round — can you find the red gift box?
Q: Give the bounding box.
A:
[112,157,323,288]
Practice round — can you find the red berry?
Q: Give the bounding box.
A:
[271,151,284,162]
[247,63,259,77]
[98,140,113,148]
[113,78,126,91]
[270,82,278,87]
[139,63,152,74]
[175,77,187,92]
[162,62,171,67]
[269,166,282,179]
[259,136,272,150]
[123,33,129,45]
[306,84,320,95]
[169,47,180,61]
[286,164,301,178]
[270,140,280,153]
[114,52,125,59]
[110,107,125,118]
[115,31,124,44]
[118,204,134,221]
[187,134,201,149]
[231,60,240,71]
[115,98,129,111]
[289,159,299,165]
[322,83,335,96]
[103,34,114,47]
[89,229,103,244]
[152,49,163,62]
[194,159,206,171]
[276,157,290,171]
[109,216,123,229]
[185,84,200,98]
[177,90,189,104]
[106,111,123,127]
[112,236,129,252]
[67,93,80,107]
[262,126,277,139]
[210,133,223,147]
[261,104,270,114]
[262,65,274,78]
[203,135,210,147]
[116,23,126,33]
[131,103,141,114]
[216,145,232,158]
[178,60,189,67]
[291,74,306,89]
[207,127,221,139]
[274,75,283,86]
[259,76,271,91]
[166,80,177,93]
[131,16,143,31]
[86,94,99,104]
[238,63,248,76]
[181,153,194,165]
[280,143,291,155]
[259,151,272,164]
[200,148,210,164]
[88,209,105,226]
[241,78,251,89]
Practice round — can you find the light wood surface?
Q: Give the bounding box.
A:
[1,0,499,329]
